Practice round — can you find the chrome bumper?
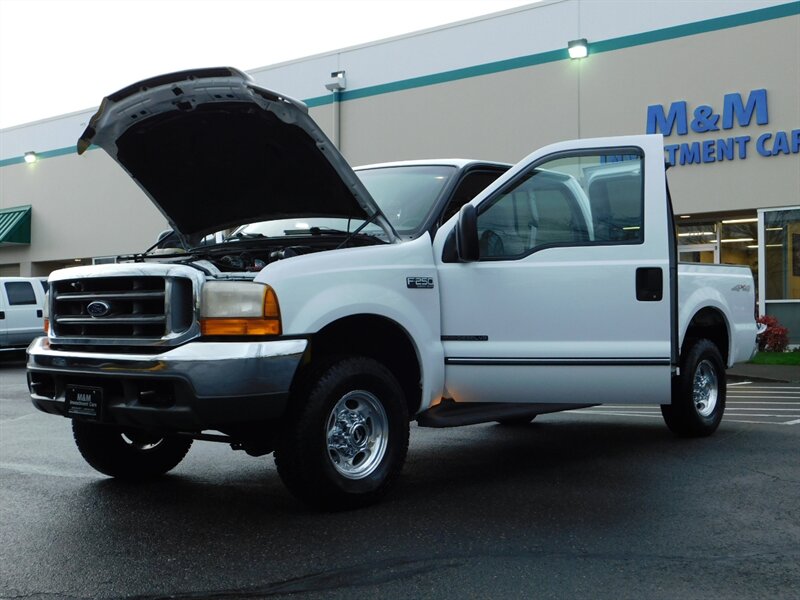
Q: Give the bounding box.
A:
[27,337,308,430]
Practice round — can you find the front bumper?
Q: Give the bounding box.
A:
[27,336,307,431]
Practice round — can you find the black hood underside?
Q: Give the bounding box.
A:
[116,102,364,242]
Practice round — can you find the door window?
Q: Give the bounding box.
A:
[440,170,505,225]
[4,281,36,305]
[476,153,644,259]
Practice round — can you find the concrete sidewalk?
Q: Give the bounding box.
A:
[726,363,800,383]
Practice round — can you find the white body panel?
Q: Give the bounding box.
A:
[256,234,443,411]
[432,134,673,405]
[678,263,758,366]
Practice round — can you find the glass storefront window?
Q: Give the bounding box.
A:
[678,223,717,245]
[677,222,717,263]
[764,208,800,301]
[720,218,758,283]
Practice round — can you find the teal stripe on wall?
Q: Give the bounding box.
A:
[305,2,799,108]
[0,145,91,167]
[2,1,797,167]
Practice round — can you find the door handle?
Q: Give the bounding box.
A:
[636,267,663,301]
[0,311,4,319]
[37,309,43,318]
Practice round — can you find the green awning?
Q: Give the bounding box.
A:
[0,205,31,245]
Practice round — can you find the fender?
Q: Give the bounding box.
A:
[678,265,757,366]
[255,235,445,412]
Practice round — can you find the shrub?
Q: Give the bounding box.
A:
[757,315,789,352]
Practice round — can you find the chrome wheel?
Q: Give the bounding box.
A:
[326,390,388,480]
[662,339,725,438]
[692,359,718,417]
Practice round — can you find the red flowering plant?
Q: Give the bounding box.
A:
[756,315,789,352]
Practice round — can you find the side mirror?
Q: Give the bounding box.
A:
[455,204,479,262]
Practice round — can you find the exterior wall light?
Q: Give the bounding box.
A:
[24,151,38,164]
[325,71,347,92]
[568,38,589,59]
[325,71,347,150]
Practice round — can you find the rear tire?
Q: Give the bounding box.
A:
[275,355,409,510]
[72,421,192,479]
[661,339,726,437]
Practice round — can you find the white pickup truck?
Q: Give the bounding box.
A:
[28,68,758,509]
[1,277,47,351]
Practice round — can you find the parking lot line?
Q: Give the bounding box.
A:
[728,401,800,405]
[572,401,800,425]
[727,385,800,390]
[723,408,800,411]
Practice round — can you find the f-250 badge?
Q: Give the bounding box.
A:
[407,277,434,289]
[731,284,751,292]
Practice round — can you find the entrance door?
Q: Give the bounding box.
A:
[678,243,718,264]
[433,135,673,406]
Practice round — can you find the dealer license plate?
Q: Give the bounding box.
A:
[65,385,103,420]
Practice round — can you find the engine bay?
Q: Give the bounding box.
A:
[125,233,385,273]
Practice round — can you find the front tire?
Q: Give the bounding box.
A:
[72,421,192,479]
[275,356,409,510]
[661,339,726,437]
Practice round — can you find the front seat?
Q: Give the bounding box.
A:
[479,230,505,258]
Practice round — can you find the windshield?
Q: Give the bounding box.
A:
[227,164,457,243]
[357,165,457,235]
[230,217,385,240]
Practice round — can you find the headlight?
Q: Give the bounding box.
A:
[200,281,282,336]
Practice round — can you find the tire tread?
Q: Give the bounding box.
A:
[275,355,409,510]
[661,338,726,437]
[72,421,192,479]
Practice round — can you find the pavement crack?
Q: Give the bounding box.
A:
[1,591,89,600]
[740,467,800,484]
[117,557,462,599]
[685,458,800,485]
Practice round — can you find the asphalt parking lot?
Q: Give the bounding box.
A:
[1,356,799,599]
[577,380,800,426]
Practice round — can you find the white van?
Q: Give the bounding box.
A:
[0,277,47,351]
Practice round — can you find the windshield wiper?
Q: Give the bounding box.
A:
[282,226,351,236]
[225,231,267,241]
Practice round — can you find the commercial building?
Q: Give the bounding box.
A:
[1,0,798,338]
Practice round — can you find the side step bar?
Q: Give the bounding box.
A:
[416,399,596,428]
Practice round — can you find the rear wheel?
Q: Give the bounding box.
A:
[661,339,726,437]
[275,356,409,510]
[72,421,192,479]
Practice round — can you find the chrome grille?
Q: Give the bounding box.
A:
[51,276,193,340]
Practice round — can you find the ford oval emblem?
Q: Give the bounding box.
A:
[86,300,112,318]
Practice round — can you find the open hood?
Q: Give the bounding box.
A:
[78,67,397,245]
